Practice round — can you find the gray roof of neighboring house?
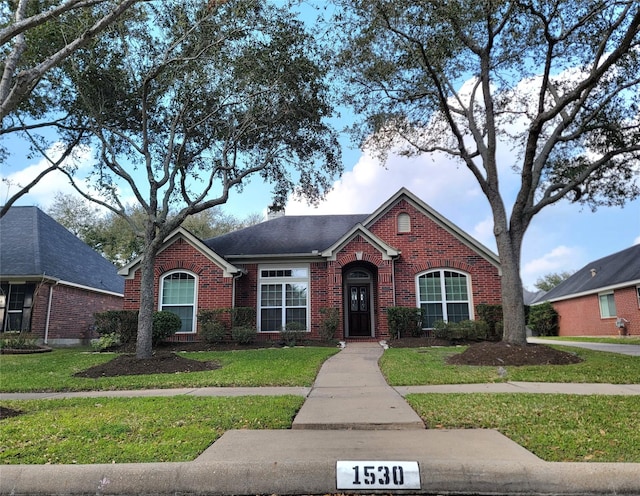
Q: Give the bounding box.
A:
[205,214,370,256]
[0,206,124,294]
[540,244,640,302]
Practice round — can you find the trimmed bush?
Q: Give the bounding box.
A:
[152,311,182,344]
[90,333,121,351]
[202,321,227,343]
[93,310,138,343]
[0,332,39,350]
[319,307,340,341]
[433,319,488,342]
[280,321,307,346]
[231,307,256,328]
[231,326,257,344]
[387,307,423,338]
[475,304,503,341]
[528,302,559,336]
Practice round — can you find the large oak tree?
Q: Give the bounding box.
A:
[330,0,640,344]
[1,0,142,215]
[62,0,341,357]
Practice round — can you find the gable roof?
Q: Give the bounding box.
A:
[541,244,640,302]
[206,214,369,257]
[0,206,124,295]
[118,227,242,278]
[366,188,500,269]
[205,188,500,269]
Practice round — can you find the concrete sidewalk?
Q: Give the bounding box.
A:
[2,341,640,496]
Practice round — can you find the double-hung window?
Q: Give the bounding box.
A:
[258,266,308,332]
[598,292,616,318]
[160,272,196,333]
[417,270,471,328]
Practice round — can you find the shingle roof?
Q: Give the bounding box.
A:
[0,207,124,294]
[541,244,640,302]
[205,214,369,256]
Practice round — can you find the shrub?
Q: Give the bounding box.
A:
[231,326,257,344]
[387,307,423,338]
[152,311,182,344]
[280,321,307,346]
[202,321,227,343]
[433,320,488,342]
[231,307,256,328]
[0,332,39,350]
[93,310,138,343]
[198,309,229,343]
[90,333,121,351]
[475,304,503,341]
[528,302,559,336]
[319,307,340,341]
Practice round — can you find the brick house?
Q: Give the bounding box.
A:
[119,188,502,341]
[0,207,124,346]
[537,244,640,337]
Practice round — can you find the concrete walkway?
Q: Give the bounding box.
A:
[292,341,425,429]
[2,341,640,496]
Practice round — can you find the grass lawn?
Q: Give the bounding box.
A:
[0,395,304,464]
[380,345,640,386]
[0,347,339,392]
[406,393,640,463]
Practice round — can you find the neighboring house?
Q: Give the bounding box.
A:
[537,244,640,336]
[119,188,502,342]
[0,207,124,345]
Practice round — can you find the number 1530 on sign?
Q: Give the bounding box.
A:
[336,461,420,490]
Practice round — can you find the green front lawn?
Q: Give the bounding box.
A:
[406,393,640,463]
[380,345,640,385]
[0,395,304,464]
[0,347,339,392]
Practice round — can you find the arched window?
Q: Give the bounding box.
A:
[160,271,196,333]
[417,270,471,328]
[397,213,411,233]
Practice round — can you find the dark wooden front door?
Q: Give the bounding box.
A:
[348,285,371,337]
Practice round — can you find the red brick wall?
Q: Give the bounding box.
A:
[369,199,502,310]
[30,282,122,343]
[553,286,639,336]
[123,237,234,341]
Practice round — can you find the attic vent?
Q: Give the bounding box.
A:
[398,213,411,233]
[590,268,597,277]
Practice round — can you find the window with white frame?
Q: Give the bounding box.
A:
[637,286,640,308]
[417,270,471,328]
[598,291,616,318]
[160,271,196,333]
[258,266,309,332]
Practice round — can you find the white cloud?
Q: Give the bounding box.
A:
[634,235,640,246]
[1,143,94,209]
[522,245,583,289]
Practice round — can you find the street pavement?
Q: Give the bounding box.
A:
[1,340,639,495]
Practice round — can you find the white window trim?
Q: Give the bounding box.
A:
[258,264,310,333]
[159,270,198,334]
[415,269,474,328]
[598,291,616,319]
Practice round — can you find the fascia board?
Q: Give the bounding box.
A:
[321,224,400,261]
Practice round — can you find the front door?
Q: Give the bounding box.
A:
[348,285,371,337]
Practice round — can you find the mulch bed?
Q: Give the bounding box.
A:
[0,406,22,419]
[445,341,583,366]
[73,352,222,378]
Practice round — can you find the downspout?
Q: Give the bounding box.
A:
[44,281,58,344]
[391,257,397,307]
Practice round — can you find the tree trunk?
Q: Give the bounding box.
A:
[494,227,528,346]
[136,252,156,359]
